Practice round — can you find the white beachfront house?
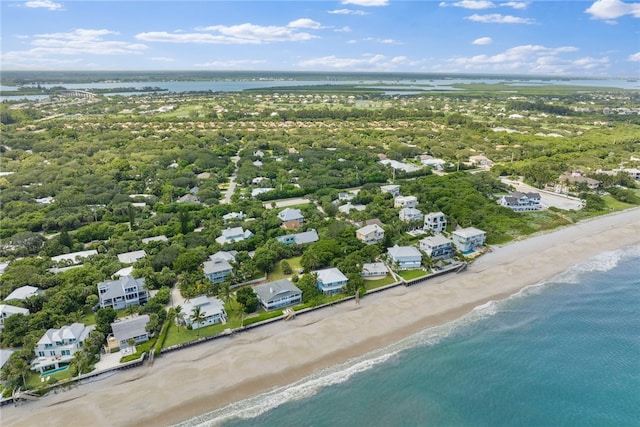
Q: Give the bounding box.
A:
[0,304,29,331]
[356,224,385,245]
[419,235,455,260]
[387,245,422,270]
[117,250,147,264]
[253,279,303,311]
[314,268,348,295]
[276,229,319,245]
[31,323,94,373]
[394,195,418,209]
[110,315,150,349]
[399,207,423,223]
[98,275,149,310]
[424,212,447,234]
[360,262,389,278]
[498,192,542,212]
[222,211,245,222]
[181,296,227,330]
[215,227,254,245]
[452,227,486,253]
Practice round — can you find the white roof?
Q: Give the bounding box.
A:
[203,259,233,274]
[111,315,150,343]
[141,235,168,244]
[361,262,388,275]
[357,224,384,235]
[315,268,348,284]
[51,250,97,263]
[387,245,422,258]
[0,304,30,317]
[5,285,42,301]
[420,235,452,247]
[278,208,304,222]
[113,266,134,277]
[182,296,225,320]
[117,250,147,264]
[209,251,236,263]
[453,227,486,238]
[37,323,93,346]
[254,279,302,304]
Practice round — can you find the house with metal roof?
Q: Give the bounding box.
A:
[31,323,94,373]
[215,227,254,245]
[254,279,302,310]
[498,192,542,212]
[110,315,150,349]
[276,229,319,245]
[361,262,389,278]
[117,250,147,264]
[278,208,305,229]
[356,224,385,245]
[419,235,454,259]
[314,268,348,295]
[181,296,227,330]
[4,285,43,301]
[387,245,422,270]
[98,275,148,310]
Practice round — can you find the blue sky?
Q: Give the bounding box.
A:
[1,0,639,76]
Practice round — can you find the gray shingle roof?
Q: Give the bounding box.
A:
[254,279,302,304]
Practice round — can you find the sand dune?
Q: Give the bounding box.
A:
[3,207,639,427]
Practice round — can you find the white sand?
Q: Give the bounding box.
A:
[2,208,639,427]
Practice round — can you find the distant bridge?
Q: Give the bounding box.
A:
[54,89,97,98]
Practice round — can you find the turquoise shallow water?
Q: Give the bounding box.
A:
[178,245,640,427]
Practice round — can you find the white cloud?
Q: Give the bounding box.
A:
[341,0,389,6]
[335,26,353,32]
[466,13,536,23]
[628,52,640,62]
[1,28,146,68]
[150,57,175,62]
[501,1,529,9]
[25,0,62,10]
[287,18,322,29]
[472,36,493,45]
[365,37,402,44]
[195,59,267,68]
[137,23,318,44]
[328,9,369,15]
[585,0,640,21]
[443,1,496,9]
[449,44,609,74]
[298,53,421,70]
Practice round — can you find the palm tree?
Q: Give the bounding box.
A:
[190,306,206,336]
[220,281,231,304]
[173,305,184,330]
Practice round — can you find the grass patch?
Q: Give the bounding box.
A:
[398,269,428,280]
[268,256,302,281]
[603,195,636,211]
[362,274,397,290]
[25,367,73,389]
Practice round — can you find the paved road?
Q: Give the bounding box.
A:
[221,156,239,205]
[501,178,584,210]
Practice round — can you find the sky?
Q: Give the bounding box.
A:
[1,0,639,77]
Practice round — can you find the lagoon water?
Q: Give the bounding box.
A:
[179,245,640,427]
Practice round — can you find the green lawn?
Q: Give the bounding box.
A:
[268,256,302,281]
[162,299,243,348]
[25,367,73,389]
[398,269,428,280]
[362,274,398,290]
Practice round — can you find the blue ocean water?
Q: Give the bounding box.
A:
[180,246,640,427]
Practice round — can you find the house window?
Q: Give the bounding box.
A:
[62,350,71,356]
[49,351,56,356]
[38,351,45,357]
[45,343,52,348]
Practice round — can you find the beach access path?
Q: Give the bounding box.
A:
[2,207,639,427]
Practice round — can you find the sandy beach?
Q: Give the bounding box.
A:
[2,208,639,427]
